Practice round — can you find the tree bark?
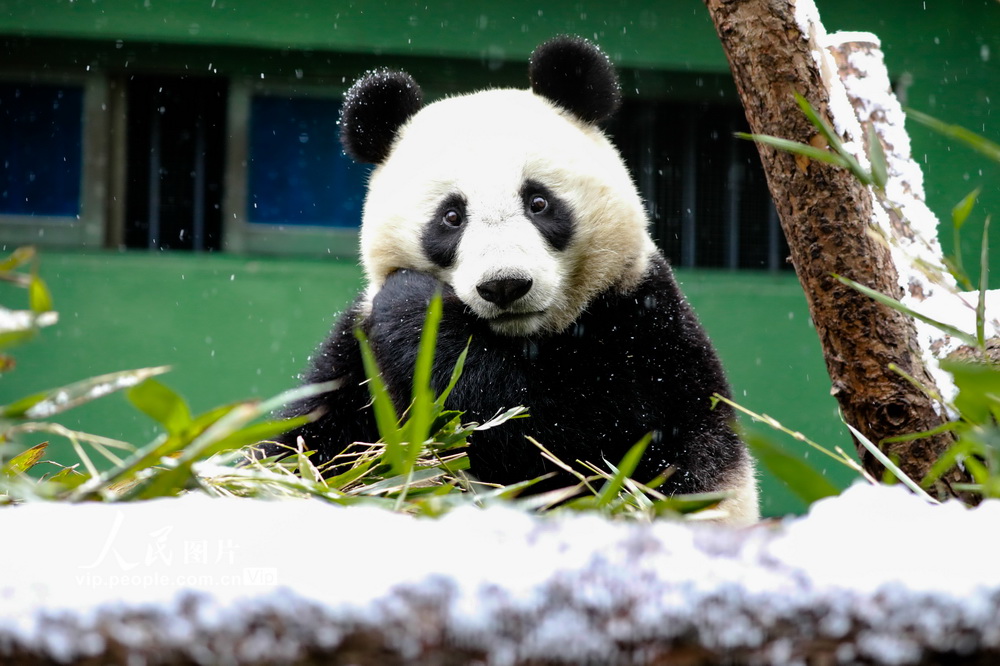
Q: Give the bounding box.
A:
[701,0,961,488]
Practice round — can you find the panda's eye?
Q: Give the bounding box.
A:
[442,209,463,227]
[528,195,549,214]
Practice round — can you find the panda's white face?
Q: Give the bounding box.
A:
[360,89,656,336]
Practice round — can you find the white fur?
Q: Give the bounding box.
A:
[716,458,761,526]
[359,89,656,335]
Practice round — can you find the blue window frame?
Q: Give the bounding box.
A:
[247,95,368,227]
[0,83,84,218]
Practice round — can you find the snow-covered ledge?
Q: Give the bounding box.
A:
[3,486,1000,664]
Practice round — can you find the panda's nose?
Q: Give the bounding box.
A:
[477,277,533,308]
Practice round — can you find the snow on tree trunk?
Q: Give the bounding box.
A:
[702,0,969,489]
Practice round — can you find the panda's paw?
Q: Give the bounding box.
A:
[373,269,456,317]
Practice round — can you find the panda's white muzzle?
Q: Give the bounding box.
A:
[451,217,561,336]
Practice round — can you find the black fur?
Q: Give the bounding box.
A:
[271,254,745,495]
[521,180,574,251]
[339,69,424,164]
[421,193,468,268]
[529,35,621,124]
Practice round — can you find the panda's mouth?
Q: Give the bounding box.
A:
[486,310,547,335]
[491,310,544,322]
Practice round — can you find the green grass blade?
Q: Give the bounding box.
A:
[907,108,1000,163]
[833,273,978,346]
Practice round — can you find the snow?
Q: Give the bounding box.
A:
[3,486,1000,663]
[0,307,58,334]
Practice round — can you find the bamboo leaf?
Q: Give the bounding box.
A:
[0,328,38,353]
[940,360,1000,425]
[0,246,36,273]
[46,465,87,488]
[952,187,981,230]
[867,125,888,190]
[127,378,192,436]
[435,337,470,410]
[127,416,313,500]
[833,274,979,346]
[651,492,729,516]
[325,458,375,490]
[354,328,403,471]
[81,382,336,499]
[745,432,841,505]
[2,442,48,476]
[907,108,1000,164]
[736,132,852,170]
[843,420,939,503]
[28,274,53,313]
[1,366,172,419]
[793,92,874,185]
[595,433,651,508]
[794,93,842,150]
[977,215,991,349]
[404,292,443,469]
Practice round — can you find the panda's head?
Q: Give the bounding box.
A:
[341,36,656,336]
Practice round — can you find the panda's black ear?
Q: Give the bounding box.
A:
[529,36,621,124]
[340,69,424,164]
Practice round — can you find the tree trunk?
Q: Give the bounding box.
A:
[701,0,961,488]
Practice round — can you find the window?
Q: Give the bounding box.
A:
[247,96,368,228]
[0,82,84,218]
[609,100,789,271]
[222,85,369,257]
[124,76,227,251]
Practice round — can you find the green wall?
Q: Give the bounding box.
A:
[2,0,997,276]
[1,0,996,514]
[1,251,853,517]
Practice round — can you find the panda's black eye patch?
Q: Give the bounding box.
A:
[422,193,467,268]
[521,180,574,251]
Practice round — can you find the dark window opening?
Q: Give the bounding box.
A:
[608,99,789,271]
[125,76,227,251]
[247,95,368,228]
[0,82,84,218]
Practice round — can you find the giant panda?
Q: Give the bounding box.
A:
[266,36,759,525]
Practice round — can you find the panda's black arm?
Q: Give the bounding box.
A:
[257,299,380,466]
